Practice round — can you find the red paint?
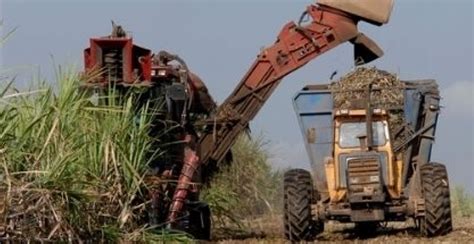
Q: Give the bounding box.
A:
[84,37,152,84]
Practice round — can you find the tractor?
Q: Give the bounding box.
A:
[284,79,452,241]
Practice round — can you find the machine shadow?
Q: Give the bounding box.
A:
[317,224,421,241]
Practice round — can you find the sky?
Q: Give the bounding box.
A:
[1,0,473,192]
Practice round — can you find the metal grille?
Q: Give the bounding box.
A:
[347,157,382,193]
[103,48,123,82]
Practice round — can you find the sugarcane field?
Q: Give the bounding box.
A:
[0,0,473,243]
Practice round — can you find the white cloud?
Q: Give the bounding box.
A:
[429,81,473,193]
[441,81,474,117]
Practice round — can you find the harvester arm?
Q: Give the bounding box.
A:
[168,1,392,224]
[198,3,388,165]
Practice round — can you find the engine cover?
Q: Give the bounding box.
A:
[346,155,385,203]
[345,154,386,222]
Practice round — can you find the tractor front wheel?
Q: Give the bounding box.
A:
[283,169,322,241]
[419,162,453,237]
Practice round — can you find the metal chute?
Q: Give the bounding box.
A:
[317,0,394,26]
[317,0,394,65]
[351,33,385,65]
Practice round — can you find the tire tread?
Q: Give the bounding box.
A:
[283,169,320,241]
[420,163,453,237]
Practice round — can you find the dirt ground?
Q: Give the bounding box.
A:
[212,216,474,243]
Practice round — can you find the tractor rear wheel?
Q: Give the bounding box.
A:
[419,162,453,237]
[283,169,322,241]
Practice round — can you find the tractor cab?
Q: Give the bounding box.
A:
[323,108,398,222]
[334,108,391,152]
[332,109,393,197]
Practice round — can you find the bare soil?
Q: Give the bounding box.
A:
[212,216,474,243]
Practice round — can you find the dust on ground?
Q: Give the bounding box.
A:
[211,215,474,243]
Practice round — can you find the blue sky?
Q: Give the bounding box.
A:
[1,0,473,192]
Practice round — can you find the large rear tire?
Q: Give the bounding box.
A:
[419,162,453,237]
[283,169,322,241]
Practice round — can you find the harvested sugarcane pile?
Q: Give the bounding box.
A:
[330,67,404,109]
[330,67,407,149]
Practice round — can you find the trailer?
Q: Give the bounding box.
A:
[283,78,452,241]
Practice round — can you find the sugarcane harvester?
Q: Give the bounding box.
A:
[83,0,392,239]
[83,23,217,238]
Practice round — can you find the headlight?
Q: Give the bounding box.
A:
[158,70,167,76]
[350,178,359,184]
[373,108,382,114]
[339,109,349,115]
[369,175,380,182]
